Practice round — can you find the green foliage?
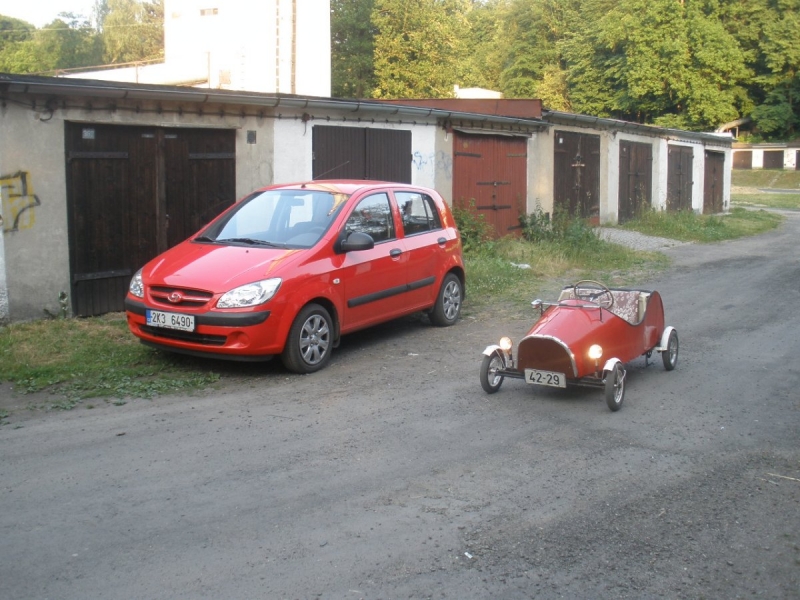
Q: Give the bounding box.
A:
[371,0,472,98]
[101,0,163,63]
[520,207,603,250]
[0,314,219,409]
[0,1,162,73]
[331,0,377,98]
[452,201,495,253]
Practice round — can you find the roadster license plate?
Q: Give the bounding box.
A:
[525,369,566,388]
[146,309,195,332]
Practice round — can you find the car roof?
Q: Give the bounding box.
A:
[257,180,436,196]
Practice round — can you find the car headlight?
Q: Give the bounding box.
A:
[499,336,513,351]
[217,278,282,308]
[129,269,144,298]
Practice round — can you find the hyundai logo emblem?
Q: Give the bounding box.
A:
[168,291,184,303]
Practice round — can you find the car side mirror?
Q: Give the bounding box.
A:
[337,231,375,253]
[531,299,544,315]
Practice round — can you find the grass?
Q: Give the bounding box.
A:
[0,201,786,417]
[619,207,783,242]
[731,169,800,210]
[0,313,220,411]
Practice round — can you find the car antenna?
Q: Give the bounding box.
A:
[314,161,350,180]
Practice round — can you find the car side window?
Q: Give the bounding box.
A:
[397,192,442,236]
[345,193,395,243]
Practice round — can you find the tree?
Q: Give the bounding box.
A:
[372,0,472,98]
[0,14,102,73]
[101,0,163,63]
[561,0,749,131]
[495,0,577,109]
[331,0,377,98]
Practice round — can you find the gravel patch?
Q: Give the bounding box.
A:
[597,227,691,251]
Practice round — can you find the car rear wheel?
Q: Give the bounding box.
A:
[281,303,333,374]
[480,351,505,394]
[604,363,625,411]
[429,273,462,327]
[662,329,678,371]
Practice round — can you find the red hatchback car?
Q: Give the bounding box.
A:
[125,180,465,373]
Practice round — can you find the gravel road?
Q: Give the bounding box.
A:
[1,212,798,599]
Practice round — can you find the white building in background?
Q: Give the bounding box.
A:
[66,0,331,97]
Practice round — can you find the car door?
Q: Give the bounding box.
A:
[335,192,410,331]
[395,190,449,310]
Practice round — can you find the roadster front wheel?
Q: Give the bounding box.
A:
[480,351,505,394]
[604,363,625,411]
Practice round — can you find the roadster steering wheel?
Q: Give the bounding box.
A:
[573,280,614,309]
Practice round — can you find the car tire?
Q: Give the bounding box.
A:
[281,303,334,374]
[429,273,462,327]
[604,363,625,411]
[661,329,678,371]
[480,351,505,394]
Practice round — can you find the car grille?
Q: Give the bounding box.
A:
[149,286,214,309]
[141,325,227,346]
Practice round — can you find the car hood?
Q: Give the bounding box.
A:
[143,241,304,291]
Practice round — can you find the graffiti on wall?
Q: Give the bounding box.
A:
[1,171,41,232]
[412,151,453,181]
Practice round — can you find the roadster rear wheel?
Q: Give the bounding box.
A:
[604,363,625,411]
[662,329,679,371]
[480,351,505,394]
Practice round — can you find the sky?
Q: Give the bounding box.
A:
[0,1,97,28]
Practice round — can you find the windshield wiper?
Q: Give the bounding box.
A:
[193,235,216,243]
[218,237,286,248]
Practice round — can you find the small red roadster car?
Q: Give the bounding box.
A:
[480,280,678,411]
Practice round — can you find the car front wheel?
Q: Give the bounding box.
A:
[281,303,334,374]
[429,273,462,326]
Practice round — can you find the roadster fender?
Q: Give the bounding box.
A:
[483,344,503,357]
[602,357,622,375]
[656,326,676,352]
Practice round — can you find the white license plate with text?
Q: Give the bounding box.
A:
[525,369,566,388]
[146,310,195,332]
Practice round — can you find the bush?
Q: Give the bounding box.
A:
[452,200,495,253]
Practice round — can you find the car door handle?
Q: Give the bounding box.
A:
[437,237,447,246]
[390,248,403,257]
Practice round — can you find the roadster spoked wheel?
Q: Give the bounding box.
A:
[662,329,679,371]
[604,363,625,411]
[480,351,505,394]
[281,303,334,374]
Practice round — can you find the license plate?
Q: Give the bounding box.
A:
[525,369,566,388]
[146,309,195,332]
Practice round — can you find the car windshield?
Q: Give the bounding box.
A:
[201,189,348,248]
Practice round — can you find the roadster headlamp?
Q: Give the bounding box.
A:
[588,344,603,360]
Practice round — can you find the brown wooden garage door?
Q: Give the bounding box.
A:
[554,131,600,221]
[703,151,725,214]
[667,145,694,212]
[312,125,411,183]
[65,123,235,317]
[618,141,653,223]
[452,132,528,237]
